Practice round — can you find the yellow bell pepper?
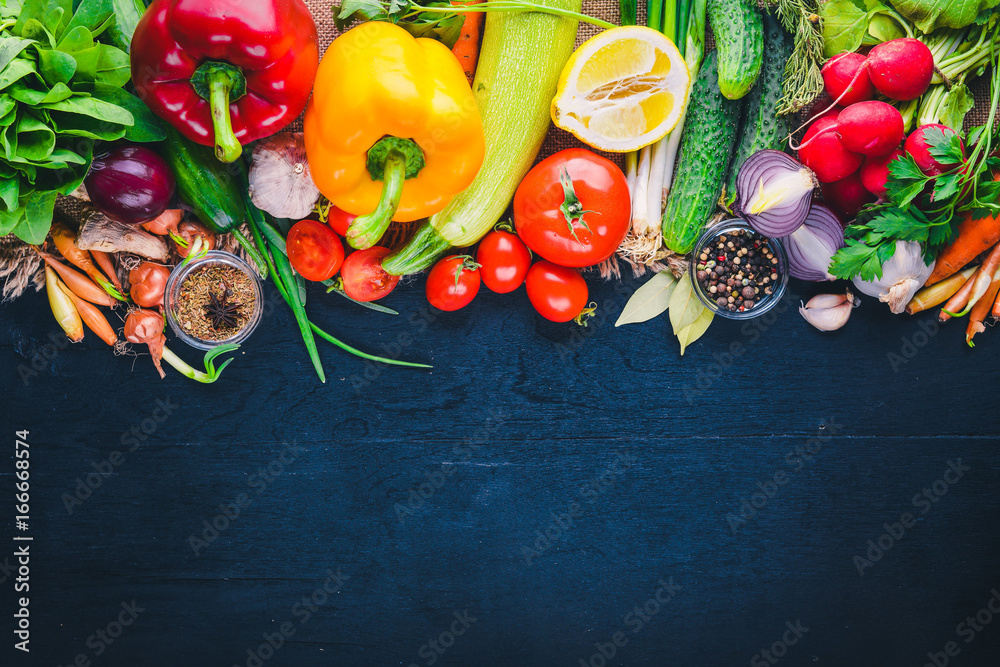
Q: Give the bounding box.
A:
[304,22,486,250]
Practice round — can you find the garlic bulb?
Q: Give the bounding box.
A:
[799,291,857,331]
[248,133,320,220]
[853,240,934,314]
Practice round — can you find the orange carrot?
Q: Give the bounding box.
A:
[37,252,116,307]
[451,0,484,85]
[942,241,1000,319]
[940,265,981,322]
[966,268,1000,346]
[49,222,123,299]
[58,282,118,346]
[91,250,124,293]
[926,172,1000,286]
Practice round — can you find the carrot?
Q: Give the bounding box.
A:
[993,282,1000,319]
[966,267,1000,346]
[58,282,118,346]
[91,250,124,293]
[451,0,484,85]
[942,241,1000,319]
[49,222,125,300]
[906,264,978,314]
[925,172,1000,286]
[940,264,983,322]
[37,252,116,307]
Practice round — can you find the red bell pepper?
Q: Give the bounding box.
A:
[131,0,319,163]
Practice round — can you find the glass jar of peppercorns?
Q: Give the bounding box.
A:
[689,220,788,320]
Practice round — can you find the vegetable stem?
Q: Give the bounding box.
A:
[347,151,407,250]
[205,68,244,163]
[408,2,617,29]
[160,344,239,383]
[229,226,269,279]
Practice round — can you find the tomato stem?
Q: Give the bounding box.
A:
[558,166,598,243]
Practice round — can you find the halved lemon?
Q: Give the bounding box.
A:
[551,26,691,153]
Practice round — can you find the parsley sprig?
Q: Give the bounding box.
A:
[829,54,1000,283]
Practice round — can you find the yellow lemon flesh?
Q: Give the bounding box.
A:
[551,26,691,153]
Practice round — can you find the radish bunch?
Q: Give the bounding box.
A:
[796,38,943,221]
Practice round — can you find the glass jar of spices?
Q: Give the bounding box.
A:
[689,219,789,320]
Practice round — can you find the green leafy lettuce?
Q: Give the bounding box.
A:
[820,0,911,58]
[0,0,160,244]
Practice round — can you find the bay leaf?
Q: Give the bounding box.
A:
[615,271,676,326]
[669,273,702,335]
[677,307,714,356]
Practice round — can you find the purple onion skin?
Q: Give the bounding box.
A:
[781,204,845,282]
[85,143,176,224]
[736,150,814,237]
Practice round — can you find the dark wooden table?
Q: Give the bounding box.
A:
[2,272,999,667]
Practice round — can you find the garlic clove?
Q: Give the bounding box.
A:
[248,133,321,220]
[799,290,856,331]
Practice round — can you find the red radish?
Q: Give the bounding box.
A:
[860,149,905,198]
[867,39,934,101]
[822,171,875,222]
[904,124,965,176]
[798,117,864,183]
[822,52,875,106]
[834,101,904,156]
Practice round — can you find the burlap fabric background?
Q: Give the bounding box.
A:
[0,0,994,299]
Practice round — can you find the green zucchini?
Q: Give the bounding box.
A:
[707,0,763,100]
[661,51,744,255]
[382,1,581,276]
[158,125,246,234]
[723,13,793,208]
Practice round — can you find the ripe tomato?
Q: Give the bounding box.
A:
[525,261,588,322]
[340,246,399,301]
[476,230,531,293]
[426,255,481,311]
[326,205,356,237]
[513,148,630,268]
[286,220,344,281]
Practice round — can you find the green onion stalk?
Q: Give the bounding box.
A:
[622,0,706,270]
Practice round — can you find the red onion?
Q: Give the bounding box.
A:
[781,204,845,281]
[85,143,175,224]
[736,150,818,237]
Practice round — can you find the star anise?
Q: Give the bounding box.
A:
[203,283,242,330]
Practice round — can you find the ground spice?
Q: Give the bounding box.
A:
[175,264,255,342]
[695,229,781,313]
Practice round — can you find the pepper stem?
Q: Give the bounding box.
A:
[347,153,407,250]
[346,137,426,250]
[206,68,243,163]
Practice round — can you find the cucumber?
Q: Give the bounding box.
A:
[724,13,793,208]
[382,1,581,276]
[708,0,763,100]
[661,51,744,255]
[158,124,247,234]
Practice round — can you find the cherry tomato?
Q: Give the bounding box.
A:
[476,230,531,293]
[286,220,344,281]
[513,148,631,268]
[340,246,399,301]
[426,255,481,311]
[525,261,588,322]
[326,206,356,237]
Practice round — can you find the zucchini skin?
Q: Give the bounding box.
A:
[158,125,247,234]
[382,1,581,276]
[708,0,764,100]
[724,13,793,208]
[661,51,744,255]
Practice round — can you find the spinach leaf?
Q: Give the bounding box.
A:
[41,94,133,125]
[15,111,54,161]
[12,189,56,244]
[0,58,38,90]
[35,45,77,85]
[14,0,72,39]
[45,108,127,140]
[0,170,18,209]
[95,43,129,86]
[87,82,165,141]
[0,36,35,72]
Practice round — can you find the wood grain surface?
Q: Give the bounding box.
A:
[2,270,1000,667]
